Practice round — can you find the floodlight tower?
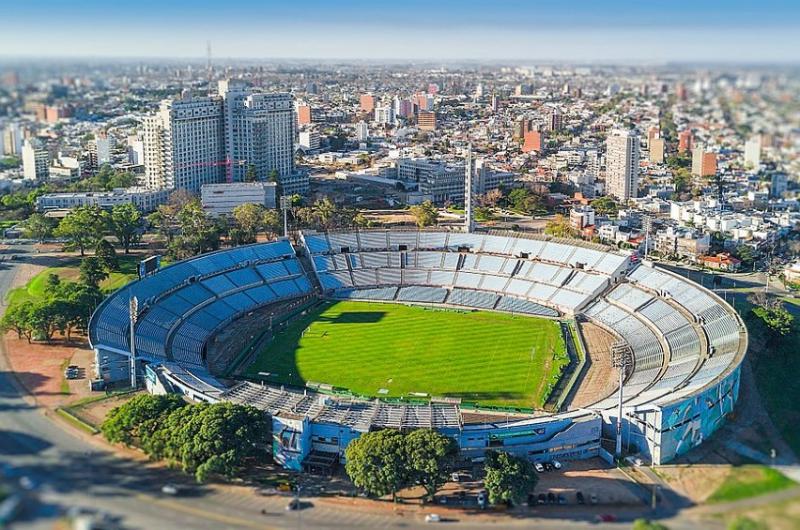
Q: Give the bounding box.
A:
[129,296,139,389]
[464,144,474,233]
[611,340,633,458]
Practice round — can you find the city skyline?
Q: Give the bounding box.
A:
[2,0,800,62]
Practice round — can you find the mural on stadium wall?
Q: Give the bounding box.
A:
[657,366,741,462]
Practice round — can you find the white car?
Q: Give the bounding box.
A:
[534,462,545,473]
[552,459,562,470]
[425,513,441,523]
[161,484,179,495]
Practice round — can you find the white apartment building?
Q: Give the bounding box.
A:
[744,135,761,170]
[142,81,304,196]
[201,182,277,217]
[374,105,395,126]
[356,121,369,142]
[142,94,226,193]
[605,129,640,201]
[298,130,320,151]
[218,80,297,187]
[95,134,113,164]
[22,139,49,181]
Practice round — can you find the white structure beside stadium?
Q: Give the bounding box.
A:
[88,230,746,471]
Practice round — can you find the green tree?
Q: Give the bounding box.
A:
[262,208,281,238]
[153,402,269,482]
[232,203,266,244]
[110,203,142,254]
[751,304,794,340]
[79,256,109,288]
[483,450,538,507]
[409,200,439,228]
[268,169,282,198]
[21,213,56,242]
[95,239,119,272]
[345,430,409,501]
[54,205,108,256]
[0,303,34,342]
[544,214,578,239]
[169,200,220,259]
[404,430,458,502]
[102,394,187,447]
[632,519,670,530]
[590,196,618,216]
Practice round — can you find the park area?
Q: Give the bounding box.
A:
[246,300,569,409]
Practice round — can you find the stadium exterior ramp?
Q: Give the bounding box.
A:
[88,230,746,469]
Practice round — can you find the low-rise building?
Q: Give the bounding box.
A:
[201,181,277,216]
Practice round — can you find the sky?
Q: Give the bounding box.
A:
[1,0,799,62]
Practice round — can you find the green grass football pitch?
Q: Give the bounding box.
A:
[245,300,569,409]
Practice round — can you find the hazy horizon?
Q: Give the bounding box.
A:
[2,0,799,63]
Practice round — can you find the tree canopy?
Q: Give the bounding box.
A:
[409,200,439,228]
[110,203,142,254]
[483,450,538,507]
[54,205,108,256]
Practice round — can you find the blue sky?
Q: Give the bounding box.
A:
[1,0,799,61]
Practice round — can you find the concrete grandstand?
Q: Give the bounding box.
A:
[89,229,747,472]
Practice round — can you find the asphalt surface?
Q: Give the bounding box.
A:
[0,244,737,530]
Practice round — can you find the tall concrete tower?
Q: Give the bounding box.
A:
[464,144,474,233]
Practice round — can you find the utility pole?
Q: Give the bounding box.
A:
[129,296,139,389]
[611,341,632,458]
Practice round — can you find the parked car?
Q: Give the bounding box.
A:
[534,462,545,473]
[424,513,441,523]
[590,493,599,505]
[537,493,547,505]
[544,462,554,472]
[576,491,585,504]
[285,499,300,511]
[552,459,562,470]
[547,492,556,504]
[596,514,617,522]
[557,494,567,505]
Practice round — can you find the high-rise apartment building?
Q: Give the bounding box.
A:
[417,111,436,131]
[142,93,225,193]
[22,139,50,181]
[678,129,693,153]
[605,129,640,201]
[296,104,312,125]
[219,80,297,188]
[356,121,369,142]
[744,135,761,169]
[691,147,717,177]
[374,105,395,125]
[546,106,562,131]
[143,82,303,195]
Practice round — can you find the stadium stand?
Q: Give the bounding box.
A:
[90,230,746,469]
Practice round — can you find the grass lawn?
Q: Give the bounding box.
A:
[708,465,795,503]
[4,254,140,309]
[246,300,568,409]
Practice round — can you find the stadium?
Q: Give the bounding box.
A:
[89,229,747,472]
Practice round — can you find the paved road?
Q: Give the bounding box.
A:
[0,245,743,530]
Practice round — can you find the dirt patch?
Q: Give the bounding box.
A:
[3,332,95,408]
[67,391,144,429]
[569,321,618,408]
[655,464,732,503]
